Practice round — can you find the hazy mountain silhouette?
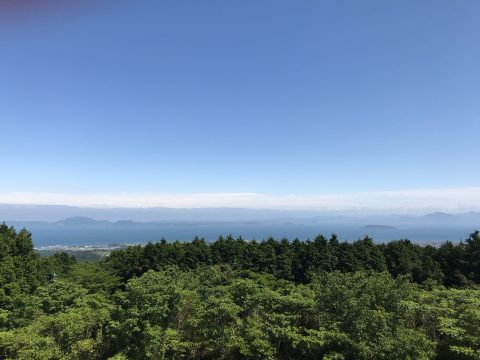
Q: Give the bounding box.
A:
[1,204,480,228]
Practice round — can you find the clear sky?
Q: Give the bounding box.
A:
[1,0,479,210]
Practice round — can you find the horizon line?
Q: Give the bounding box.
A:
[1,187,480,213]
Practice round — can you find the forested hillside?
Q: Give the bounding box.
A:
[104,232,480,287]
[1,224,479,359]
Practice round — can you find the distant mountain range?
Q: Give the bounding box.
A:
[0,203,479,229]
[0,204,325,222]
[1,208,478,229]
[1,205,479,246]
[393,211,480,226]
[53,216,264,227]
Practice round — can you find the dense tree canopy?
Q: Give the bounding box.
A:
[1,224,480,359]
[104,232,480,288]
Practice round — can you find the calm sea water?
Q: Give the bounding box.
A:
[13,223,475,247]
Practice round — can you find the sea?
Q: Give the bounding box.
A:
[10,222,476,248]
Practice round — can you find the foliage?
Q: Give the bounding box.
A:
[105,232,480,288]
[0,293,113,359]
[416,288,480,359]
[0,224,44,329]
[1,225,480,359]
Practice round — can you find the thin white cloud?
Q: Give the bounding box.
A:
[1,187,480,213]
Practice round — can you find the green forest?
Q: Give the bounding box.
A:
[1,223,479,359]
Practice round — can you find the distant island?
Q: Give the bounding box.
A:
[363,224,397,230]
[4,211,480,246]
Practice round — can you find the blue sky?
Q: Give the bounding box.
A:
[1,0,479,209]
